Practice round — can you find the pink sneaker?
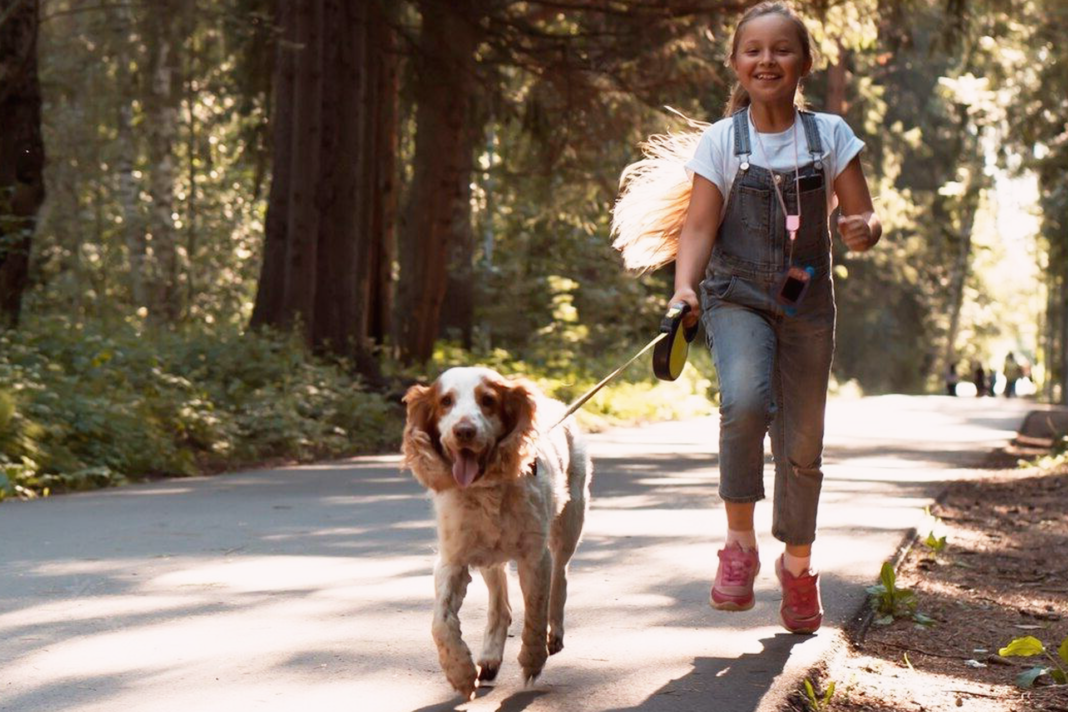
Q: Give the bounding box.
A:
[710,543,760,611]
[775,555,823,633]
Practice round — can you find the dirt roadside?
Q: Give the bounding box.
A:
[780,453,1068,712]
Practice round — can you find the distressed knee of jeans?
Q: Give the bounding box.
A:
[790,458,822,478]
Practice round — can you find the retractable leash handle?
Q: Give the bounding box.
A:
[653,302,699,381]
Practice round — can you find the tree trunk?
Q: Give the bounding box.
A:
[113,4,147,310]
[439,162,476,347]
[366,0,399,348]
[824,40,849,114]
[144,0,184,322]
[249,0,390,384]
[250,0,296,330]
[311,0,361,353]
[0,0,46,329]
[394,0,482,363]
[1056,272,1068,404]
[280,0,324,341]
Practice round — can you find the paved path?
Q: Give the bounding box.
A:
[0,395,1035,712]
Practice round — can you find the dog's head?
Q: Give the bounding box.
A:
[401,367,538,492]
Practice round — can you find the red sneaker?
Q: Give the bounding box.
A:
[710,543,760,611]
[775,555,823,634]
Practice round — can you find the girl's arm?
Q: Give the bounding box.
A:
[671,174,724,327]
[834,156,881,251]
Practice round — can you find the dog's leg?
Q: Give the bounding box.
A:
[476,564,511,682]
[548,502,582,655]
[516,550,551,684]
[548,443,591,655]
[432,561,478,699]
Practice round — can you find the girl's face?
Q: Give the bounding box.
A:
[731,14,810,108]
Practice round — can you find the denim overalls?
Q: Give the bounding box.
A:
[700,108,836,546]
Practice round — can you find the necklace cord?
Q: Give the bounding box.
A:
[750,108,802,265]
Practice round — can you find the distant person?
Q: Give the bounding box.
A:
[1003,352,1022,398]
[945,363,959,396]
[973,361,987,397]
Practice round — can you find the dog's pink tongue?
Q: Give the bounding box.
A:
[452,451,480,488]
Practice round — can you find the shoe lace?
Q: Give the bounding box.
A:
[720,551,755,585]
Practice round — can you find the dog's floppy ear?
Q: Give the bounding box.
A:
[489,376,538,478]
[401,382,450,491]
[402,383,435,433]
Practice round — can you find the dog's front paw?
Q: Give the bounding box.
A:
[443,657,479,700]
[548,631,564,655]
[518,643,547,684]
[477,659,501,682]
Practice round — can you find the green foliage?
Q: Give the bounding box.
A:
[866,561,933,627]
[800,678,836,711]
[1026,433,1068,471]
[999,634,1068,688]
[0,316,401,500]
[923,531,947,553]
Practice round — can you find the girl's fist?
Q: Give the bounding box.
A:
[837,213,876,251]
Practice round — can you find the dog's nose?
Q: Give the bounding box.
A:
[454,422,477,443]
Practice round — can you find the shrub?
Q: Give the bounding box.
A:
[0,316,402,499]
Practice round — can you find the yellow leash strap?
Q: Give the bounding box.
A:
[547,331,668,432]
[546,304,697,432]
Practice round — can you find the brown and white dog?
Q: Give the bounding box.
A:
[402,366,591,698]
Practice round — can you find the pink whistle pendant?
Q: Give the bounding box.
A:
[786,215,800,233]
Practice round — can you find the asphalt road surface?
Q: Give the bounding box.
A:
[0,395,1036,712]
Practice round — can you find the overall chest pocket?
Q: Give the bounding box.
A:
[738,185,771,234]
[794,184,827,248]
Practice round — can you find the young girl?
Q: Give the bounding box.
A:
[615,1,880,634]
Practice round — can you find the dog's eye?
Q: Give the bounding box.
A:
[480,394,497,409]
[440,394,454,407]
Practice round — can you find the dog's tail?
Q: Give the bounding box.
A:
[610,109,709,273]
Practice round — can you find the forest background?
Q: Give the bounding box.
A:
[0,0,1066,498]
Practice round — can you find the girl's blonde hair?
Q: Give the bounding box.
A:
[610,110,710,272]
[611,2,814,271]
[725,1,814,116]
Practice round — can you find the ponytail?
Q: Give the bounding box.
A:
[610,111,709,272]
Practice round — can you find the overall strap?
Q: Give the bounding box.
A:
[798,110,824,166]
[731,108,752,159]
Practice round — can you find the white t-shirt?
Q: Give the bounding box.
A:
[685,109,865,219]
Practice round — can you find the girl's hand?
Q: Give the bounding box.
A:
[669,287,700,329]
[837,213,878,252]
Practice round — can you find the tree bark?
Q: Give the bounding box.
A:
[311,0,361,353]
[280,0,324,340]
[0,0,46,329]
[367,0,399,347]
[113,4,148,310]
[250,0,296,330]
[439,158,476,347]
[394,0,482,363]
[144,0,184,322]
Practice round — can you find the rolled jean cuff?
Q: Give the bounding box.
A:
[718,491,765,504]
[773,530,816,547]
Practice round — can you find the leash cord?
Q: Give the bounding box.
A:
[547,331,669,432]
